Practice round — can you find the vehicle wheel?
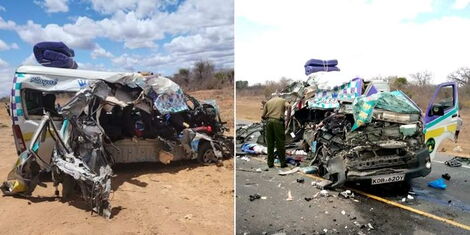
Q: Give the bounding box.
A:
[198,141,217,164]
[62,174,76,200]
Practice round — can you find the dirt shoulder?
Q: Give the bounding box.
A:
[236,95,264,122]
[0,89,234,235]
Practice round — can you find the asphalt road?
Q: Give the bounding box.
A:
[236,155,470,235]
[348,153,470,226]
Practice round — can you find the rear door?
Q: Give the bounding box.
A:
[424,82,461,159]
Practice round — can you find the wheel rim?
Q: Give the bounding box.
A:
[202,149,216,163]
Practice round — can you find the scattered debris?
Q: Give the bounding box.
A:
[249,194,261,201]
[286,190,293,201]
[300,166,318,174]
[240,156,251,161]
[407,194,414,200]
[453,146,463,152]
[316,179,333,189]
[184,214,193,220]
[341,210,346,215]
[339,190,354,199]
[304,197,313,202]
[296,178,305,183]
[428,178,447,190]
[445,158,462,167]
[442,173,451,181]
[367,223,374,230]
[279,167,300,176]
[319,189,329,197]
[261,196,267,200]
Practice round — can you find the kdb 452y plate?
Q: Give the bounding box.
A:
[371,174,405,185]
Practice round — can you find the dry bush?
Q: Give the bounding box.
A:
[171,61,234,91]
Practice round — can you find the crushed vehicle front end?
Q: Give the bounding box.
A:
[302,90,432,188]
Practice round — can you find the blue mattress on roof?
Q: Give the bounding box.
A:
[33,41,78,69]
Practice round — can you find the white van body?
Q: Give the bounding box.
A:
[9,65,194,167]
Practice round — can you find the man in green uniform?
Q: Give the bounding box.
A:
[262,95,290,168]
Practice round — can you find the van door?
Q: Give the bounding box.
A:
[424,82,461,159]
[18,89,74,167]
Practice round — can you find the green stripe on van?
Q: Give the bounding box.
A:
[424,108,458,132]
[14,83,22,89]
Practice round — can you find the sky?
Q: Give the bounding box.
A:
[235,0,470,87]
[0,0,234,97]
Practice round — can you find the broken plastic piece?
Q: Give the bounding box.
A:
[286,190,293,201]
[249,193,261,201]
[278,167,300,176]
[442,173,451,181]
[427,178,447,190]
[300,166,318,174]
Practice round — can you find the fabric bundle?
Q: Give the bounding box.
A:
[304,59,339,75]
[33,41,78,69]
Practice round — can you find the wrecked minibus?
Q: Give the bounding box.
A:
[237,69,461,188]
[2,65,233,217]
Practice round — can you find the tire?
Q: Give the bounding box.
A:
[62,174,76,200]
[198,141,217,164]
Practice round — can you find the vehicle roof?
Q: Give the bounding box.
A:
[16,65,134,82]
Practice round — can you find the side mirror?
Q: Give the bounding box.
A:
[430,105,445,116]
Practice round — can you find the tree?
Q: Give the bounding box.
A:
[410,71,432,86]
[390,77,408,90]
[193,61,214,82]
[236,80,248,89]
[448,67,470,87]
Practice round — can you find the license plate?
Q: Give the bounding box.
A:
[371,174,405,185]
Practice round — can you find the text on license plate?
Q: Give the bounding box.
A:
[371,174,405,185]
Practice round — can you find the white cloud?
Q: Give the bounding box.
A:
[76,62,110,71]
[13,20,97,49]
[0,57,8,68]
[0,0,233,77]
[0,66,14,97]
[4,0,233,51]
[236,0,470,85]
[453,0,470,9]
[0,40,10,50]
[38,0,69,13]
[0,16,17,30]
[91,46,113,59]
[22,53,39,65]
[0,40,18,50]
[164,25,233,53]
[0,5,5,12]
[87,0,177,18]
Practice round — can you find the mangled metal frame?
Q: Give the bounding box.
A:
[2,74,233,218]
[237,77,432,188]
